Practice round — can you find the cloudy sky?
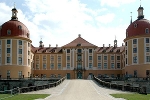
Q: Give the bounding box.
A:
[0,0,150,47]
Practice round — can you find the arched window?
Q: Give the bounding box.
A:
[145,28,149,34]
[134,23,137,28]
[7,30,11,35]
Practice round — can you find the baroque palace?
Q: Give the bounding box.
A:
[0,5,150,79]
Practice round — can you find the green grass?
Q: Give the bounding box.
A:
[0,94,50,100]
[111,93,150,100]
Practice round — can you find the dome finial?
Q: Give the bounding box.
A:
[130,12,132,24]
[14,2,16,8]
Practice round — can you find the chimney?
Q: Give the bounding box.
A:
[49,44,51,48]
[103,44,105,47]
[109,44,111,47]
[122,43,124,46]
[56,44,58,48]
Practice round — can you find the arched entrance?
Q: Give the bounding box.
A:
[77,71,82,79]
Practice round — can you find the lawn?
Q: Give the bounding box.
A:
[111,93,150,100]
[0,94,50,100]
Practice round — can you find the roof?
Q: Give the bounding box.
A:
[126,19,150,38]
[31,45,62,54]
[0,20,30,39]
[62,35,97,48]
[97,46,125,53]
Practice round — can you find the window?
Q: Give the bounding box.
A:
[58,56,61,61]
[146,47,150,52]
[89,56,92,60]
[18,25,22,29]
[117,56,120,60]
[111,63,114,69]
[133,56,137,63]
[18,57,22,64]
[98,63,101,69]
[19,49,22,54]
[58,63,61,69]
[7,30,11,35]
[36,64,39,69]
[145,28,149,34]
[51,63,54,69]
[89,49,92,53]
[104,56,107,60]
[98,56,101,60]
[111,56,114,60]
[0,40,1,45]
[28,59,30,65]
[89,63,92,68]
[19,40,22,45]
[7,40,11,44]
[28,43,30,47]
[7,48,10,53]
[7,57,10,63]
[77,49,82,53]
[133,48,137,53]
[27,33,30,38]
[126,50,127,55]
[43,64,46,69]
[126,32,128,37]
[67,56,70,60]
[43,56,46,60]
[28,51,30,55]
[51,56,54,61]
[67,63,70,69]
[134,23,137,28]
[133,39,137,44]
[125,42,127,46]
[18,71,22,78]
[67,49,70,53]
[126,58,128,64]
[104,63,107,69]
[117,63,120,68]
[146,56,150,62]
[146,38,149,43]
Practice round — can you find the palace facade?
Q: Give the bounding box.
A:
[0,5,150,79]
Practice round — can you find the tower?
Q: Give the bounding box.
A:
[137,1,144,20]
[114,36,117,47]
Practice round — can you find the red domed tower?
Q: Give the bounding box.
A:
[0,7,32,79]
[124,4,150,77]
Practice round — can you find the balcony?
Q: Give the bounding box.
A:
[74,67,86,71]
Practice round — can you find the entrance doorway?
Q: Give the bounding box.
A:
[67,73,70,79]
[77,71,82,79]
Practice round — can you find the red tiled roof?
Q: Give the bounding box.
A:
[62,36,97,48]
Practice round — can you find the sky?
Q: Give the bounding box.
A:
[0,0,150,47]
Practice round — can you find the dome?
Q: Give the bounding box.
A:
[0,7,30,39]
[126,19,150,38]
[0,20,30,38]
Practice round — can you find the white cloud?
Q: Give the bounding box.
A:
[100,0,136,7]
[96,13,115,24]
[0,0,127,47]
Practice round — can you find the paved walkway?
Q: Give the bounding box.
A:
[24,80,130,100]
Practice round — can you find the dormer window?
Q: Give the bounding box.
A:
[18,25,22,29]
[134,23,137,28]
[27,33,30,38]
[126,32,128,37]
[145,28,149,34]
[77,43,81,46]
[7,30,11,35]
